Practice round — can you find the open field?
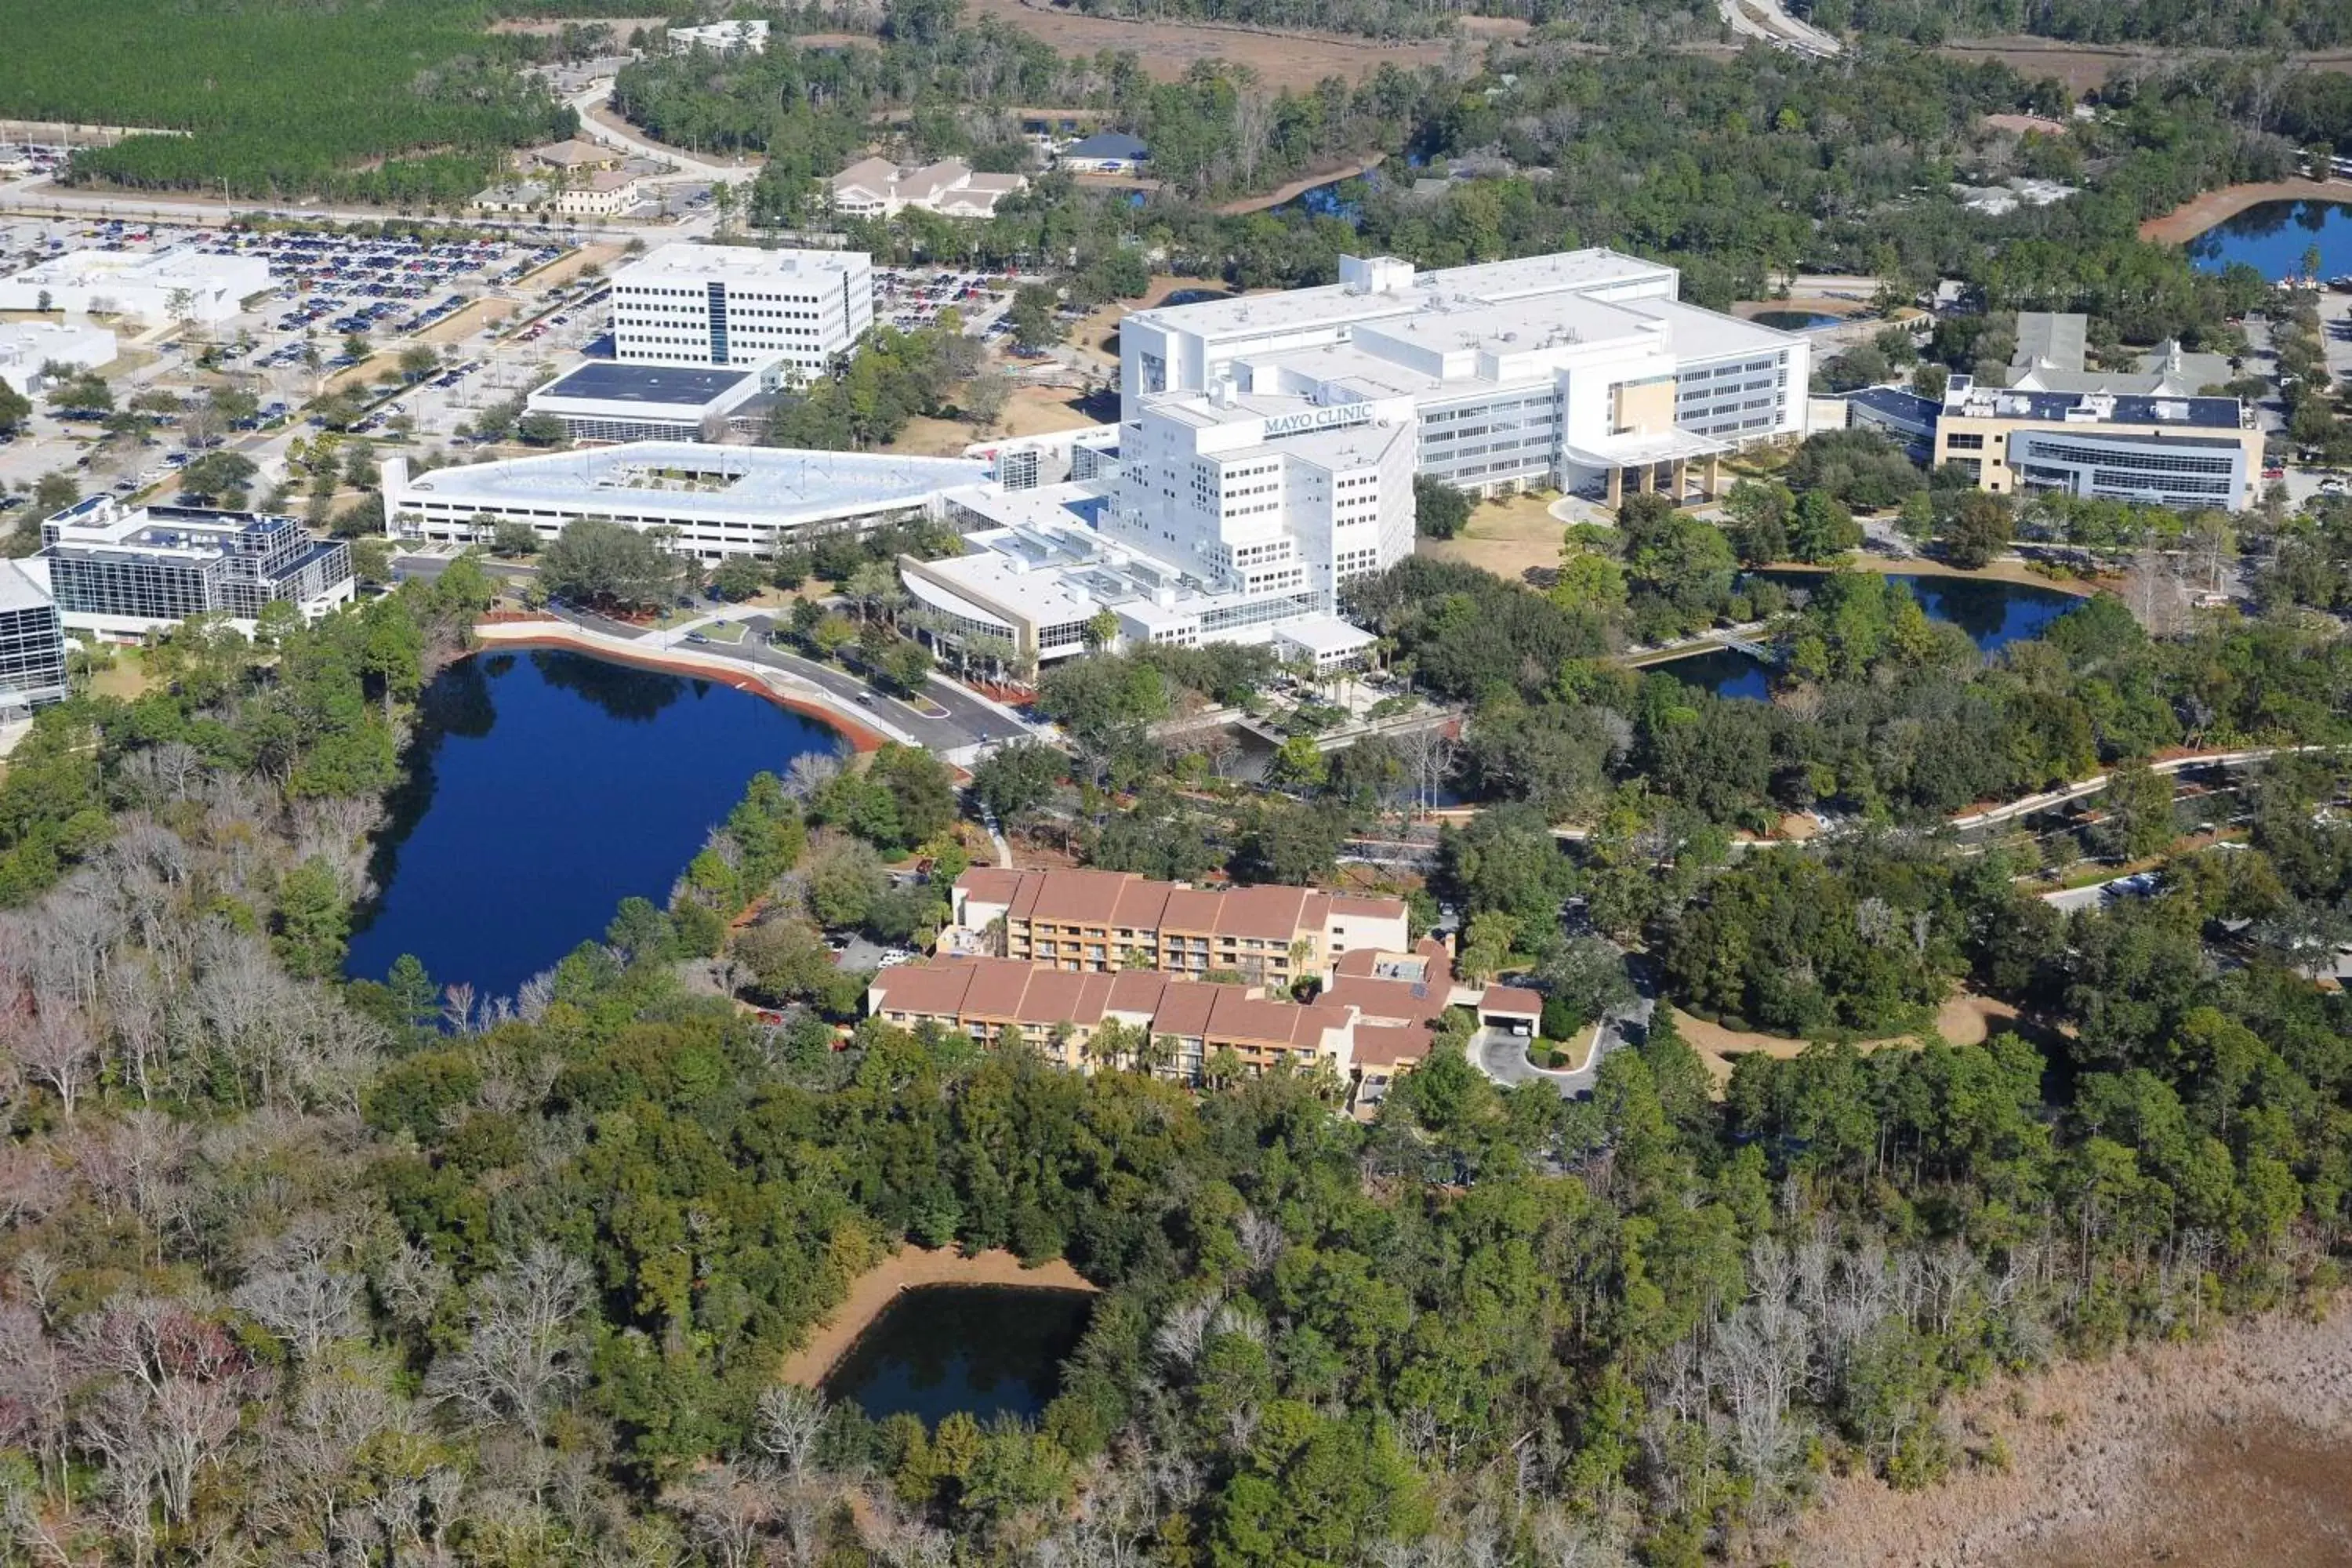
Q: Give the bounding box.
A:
[779,1245,1096,1387]
[1673,992,2020,1087]
[2141,177,2352,245]
[1938,34,2352,97]
[959,0,1489,87]
[1759,1301,2352,1568]
[1415,492,1564,584]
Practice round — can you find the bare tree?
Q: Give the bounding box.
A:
[234,1262,361,1365]
[427,1243,591,1447]
[665,1461,773,1568]
[13,1007,97,1121]
[752,1384,829,1477]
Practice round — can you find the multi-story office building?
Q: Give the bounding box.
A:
[1118,250,1810,503]
[0,559,68,715]
[1929,379,2261,510]
[949,867,1410,988]
[609,242,873,383]
[37,500,355,638]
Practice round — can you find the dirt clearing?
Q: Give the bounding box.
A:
[960,0,1483,87]
[1672,992,2020,1087]
[780,1246,1096,1386]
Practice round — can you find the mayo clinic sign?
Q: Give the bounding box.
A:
[1260,401,1371,440]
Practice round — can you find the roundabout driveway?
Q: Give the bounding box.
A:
[1469,993,1655,1098]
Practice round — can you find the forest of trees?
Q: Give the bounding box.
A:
[2,619,2346,1561]
[1,0,579,204]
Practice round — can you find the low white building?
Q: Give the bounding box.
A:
[523,361,772,442]
[668,20,769,53]
[554,170,642,218]
[610,241,873,382]
[963,423,1121,489]
[1121,249,1809,502]
[0,247,271,326]
[829,158,1029,220]
[0,320,116,396]
[383,441,986,562]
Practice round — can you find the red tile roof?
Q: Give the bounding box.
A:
[1353,1022,1436,1069]
[956,867,1027,906]
[1479,985,1543,1016]
[965,869,1406,941]
[1324,975,1443,1025]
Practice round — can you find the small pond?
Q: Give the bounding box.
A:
[1650,572,2083,700]
[346,648,844,1004]
[1748,309,1844,332]
[1158,287,1230,307]
[821,1286,1095,1426]
[2187,199,2352,281]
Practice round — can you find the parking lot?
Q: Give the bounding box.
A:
[875,264,1021,337]
[0,216,597,503]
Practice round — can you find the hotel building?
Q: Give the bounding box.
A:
[948,867,1411,989]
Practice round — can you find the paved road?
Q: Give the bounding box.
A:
[1469,985,1655,1100]
[1720,0,1842,55]
[568,80,753,190]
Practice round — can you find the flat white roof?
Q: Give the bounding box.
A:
[614,242,867,287]
[912,536,1105,627]
[0,557,53,616]
[1272,613,1375,656]
[1127,247,1675,339]
[396,441,983,524]
[0,246,267,289]
[0,320,114,368]
[1615,296,1800,361]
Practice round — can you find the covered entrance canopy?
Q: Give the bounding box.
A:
[1563,428,1731,508]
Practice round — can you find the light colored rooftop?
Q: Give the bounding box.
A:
[395,441,984,524]
[614,242,868,285]
[1272,612,1377,656]
[908,537,1105,628]
[0,557,53,616]
[1127,247,1675,339]
[2,246,266,287]
[1615,296,1802,361]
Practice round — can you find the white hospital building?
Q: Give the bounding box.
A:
[902,383,1415,668]
[0,247,271,327]
[1117,250,1809,505]
[610,243,873,383]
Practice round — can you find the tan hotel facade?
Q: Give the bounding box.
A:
[949,867,1411,989]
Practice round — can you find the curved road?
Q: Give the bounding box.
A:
[567,80,757,185]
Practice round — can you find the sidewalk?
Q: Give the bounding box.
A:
[477,617,920,748]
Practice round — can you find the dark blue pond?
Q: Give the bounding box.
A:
[822,1286,1094,1426]
[2187,199,2352,281]
[1748,309,1844,331]
[347,648,843,1003]
[1653,573,2083,699]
